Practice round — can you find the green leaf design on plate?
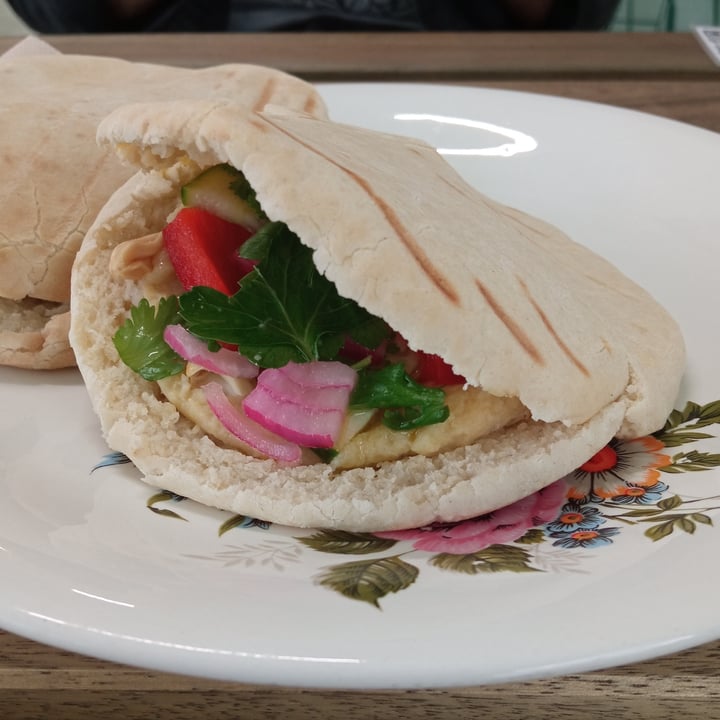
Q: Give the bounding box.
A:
[690,513,713,526]
[643,512,712,541]
[655,431,716,448]
[146,491,188,522]
[298,530,397,555]
[657,494,684,510]
[515,528,546,545]
[654,400,720,447]
[661,450,720,473]
[430,544,540,574]
[645,520,675,541]
[218,515,252,537]
[316,555,419,607]
[678,516,697,534]
[148,507,188,521]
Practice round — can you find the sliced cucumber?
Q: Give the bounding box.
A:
[181,164,265,230]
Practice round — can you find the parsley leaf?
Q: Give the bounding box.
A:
[237,219,282,261]
[179,222,389,368]
[112,297,185,381]
[350,364,449,430]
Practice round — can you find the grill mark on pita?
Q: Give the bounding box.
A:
[260,116,460,305]
[249,117,270,133]
[253,77,277,112]
[363,188,459,304]
[517,276,590,377]
[475,280,544,365]
[303,93,319,116]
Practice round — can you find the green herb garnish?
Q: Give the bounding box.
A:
[350,364,449,431]
[112,296,185,381]
[179,222,389,368]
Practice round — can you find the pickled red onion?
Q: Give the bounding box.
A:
[202,381,301,464]
[163,324,258,378]
[243,361,357,448]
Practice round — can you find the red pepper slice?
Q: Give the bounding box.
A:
[414,351,466,387]
[162,207,255,295]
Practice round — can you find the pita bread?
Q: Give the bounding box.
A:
[0,297,74,369]
[0,51,326,369]
[69,100,684,531]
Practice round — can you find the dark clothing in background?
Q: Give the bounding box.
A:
[8,0,621,33]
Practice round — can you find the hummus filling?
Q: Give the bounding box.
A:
[110,233,529,470]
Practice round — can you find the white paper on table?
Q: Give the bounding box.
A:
[0,35,60,62]
[693,25,720,67]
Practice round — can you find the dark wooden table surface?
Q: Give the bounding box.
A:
[1,30,719,720]
[2,31,718,132]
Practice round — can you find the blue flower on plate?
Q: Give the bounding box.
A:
[550,526,621,549]
[607,481,669,505]
[545,502,605,534]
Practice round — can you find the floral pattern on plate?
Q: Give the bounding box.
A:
[96,400,720,608]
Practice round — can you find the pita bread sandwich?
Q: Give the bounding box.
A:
[0,48,326,370]
[69,99,685,532]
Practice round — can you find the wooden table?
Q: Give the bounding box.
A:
[2,30,719,132]
[1,31,719,719]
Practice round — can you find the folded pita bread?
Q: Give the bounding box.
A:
[69,100,685,531]
[0,49,326,369]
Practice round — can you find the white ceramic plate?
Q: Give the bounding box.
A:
[1,83,719,689]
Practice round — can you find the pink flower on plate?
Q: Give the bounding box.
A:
[375,479,567,554]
